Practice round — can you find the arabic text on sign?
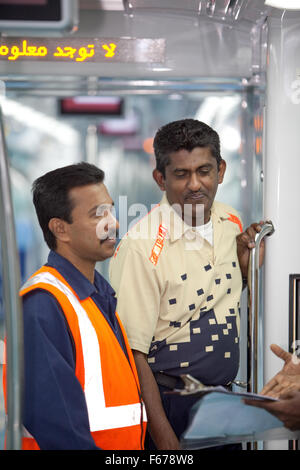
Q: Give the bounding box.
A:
[0,41,48,61]
[0,38,165,63]
[0,40,117,62]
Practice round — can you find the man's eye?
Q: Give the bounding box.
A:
[96,206,111,217]
[96,211,108,218]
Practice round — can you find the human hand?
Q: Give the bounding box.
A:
[244,391,300,431]
[236,220,265,278]
[260,344,300,398]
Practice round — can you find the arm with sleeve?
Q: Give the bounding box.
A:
[22,290,99,450]
[110,243,160,354]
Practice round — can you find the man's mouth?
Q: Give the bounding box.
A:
[100,237,116,245]
[184,193,207,201]
[100,231,118,244]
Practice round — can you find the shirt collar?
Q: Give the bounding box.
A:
[158,193,230,242]
[46,250,115,301]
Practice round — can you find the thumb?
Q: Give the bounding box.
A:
[270,344,291,364]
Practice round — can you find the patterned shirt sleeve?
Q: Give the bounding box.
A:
[110,242,161,354]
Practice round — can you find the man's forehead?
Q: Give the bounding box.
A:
[69,182,113,207]
[167,146,215,168]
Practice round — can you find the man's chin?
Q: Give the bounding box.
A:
[96,240,116,261]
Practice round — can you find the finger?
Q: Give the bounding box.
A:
[261,383,285,399]
[265,377,300,398]
[261,377,279,395]
[241,228,256,248]
[249,222,264,234]
[240,222,263,239]
[243,399,273,410]
[253,221,264,231]
[270,383,286,396]
[270,344,292,364]
[277,382,300,398]
[263,390,281,399]
[237,232,252,245]
[246,226,258,238]
[245,223,264,246]
[236,236,255,252]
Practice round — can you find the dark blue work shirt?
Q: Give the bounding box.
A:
[22,251,126,450]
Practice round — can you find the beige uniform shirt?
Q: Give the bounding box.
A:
[109,195,243,386]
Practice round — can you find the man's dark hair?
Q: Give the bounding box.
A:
[153,119,222,177]
[32,162,105,250]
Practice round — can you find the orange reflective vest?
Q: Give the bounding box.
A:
[3,266,147,450]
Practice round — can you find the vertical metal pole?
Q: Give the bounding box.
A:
[247,221,274,395]
[0,102,23,450]
[85,124,98,165]
[247,221,274,450]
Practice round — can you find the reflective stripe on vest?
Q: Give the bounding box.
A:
[21,271,145,433]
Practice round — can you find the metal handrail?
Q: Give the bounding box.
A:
[0,103,23,450]
[247,221,275,395]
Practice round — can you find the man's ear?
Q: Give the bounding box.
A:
[153,169,166,191]
[218,159,226,184]
[48,218,70,244]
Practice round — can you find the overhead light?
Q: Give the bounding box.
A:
[1,98,79,145]
[80,0,124,11]
[60,97,123,116]
[98,112,139,136]
[265,0,300,10]
[220,126,241,152]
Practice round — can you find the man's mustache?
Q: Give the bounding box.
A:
[99,229,119,243]
[184,191,207,200]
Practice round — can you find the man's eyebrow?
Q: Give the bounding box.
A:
[173,163,213,172]
[173,167,188,172]
[88,201,114,215]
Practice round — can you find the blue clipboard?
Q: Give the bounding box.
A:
[180,390,299,449]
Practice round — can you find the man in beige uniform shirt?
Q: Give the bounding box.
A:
[110,119,264,450]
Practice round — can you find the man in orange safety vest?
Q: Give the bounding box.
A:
[3,162,147,450]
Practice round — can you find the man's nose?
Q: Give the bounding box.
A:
[107,212,119,231]
[187,172,201,192]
